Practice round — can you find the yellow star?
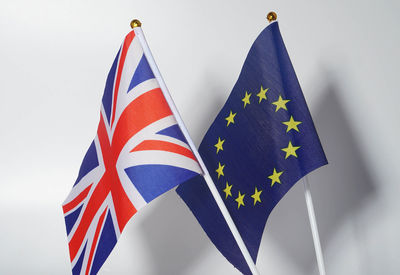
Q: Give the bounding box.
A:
[242,91,252,108]
[223,182,233,199]
[214,137,225,154]
[216,162,225,179]
[235,191,245,209]
[281,141,300,159]
[272,95,290,112]
[251,187,262,205]
[225,111,237,126]
[256,86,268,103]
[282,116,302,132]
[268,168,283,187]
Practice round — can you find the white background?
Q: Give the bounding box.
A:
[1,0,399,274]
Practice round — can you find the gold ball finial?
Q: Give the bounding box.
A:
[130,19,142,29]
[267,11,277,23]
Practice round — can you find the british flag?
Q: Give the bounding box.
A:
[62,30,202,275]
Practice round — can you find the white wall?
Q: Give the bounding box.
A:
[0,0,399,274]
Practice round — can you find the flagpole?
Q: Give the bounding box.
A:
[267,11,326,275]
[131,20,261,275]
[266,12,327,275]
[302,176,326,275]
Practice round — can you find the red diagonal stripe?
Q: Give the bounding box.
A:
[86,207,108,275]
[131,140,196,161]
[68,176,109,261]
[68,115,112,261]
[111,30,135,127]
[63,184,93,214]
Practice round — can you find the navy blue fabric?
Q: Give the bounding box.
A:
[176,22,327,274]
[102,49,120,123]
[72,242,87,275]
[125,165,198,203]
[156,124,188,143]
[74,141,99,187]
[91,212,117,275]
[65,205,83,235]
[128,54,155,92]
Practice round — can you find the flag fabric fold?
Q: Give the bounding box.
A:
[176,21,328,274]
[62,30,201,275]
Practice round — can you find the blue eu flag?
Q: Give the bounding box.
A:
[176,22,327,274]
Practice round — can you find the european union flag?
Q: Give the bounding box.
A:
[176,21,328,274]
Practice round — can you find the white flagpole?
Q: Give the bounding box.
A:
[302,176,326,275]
[266,11,327,275]
[131,20,261,275]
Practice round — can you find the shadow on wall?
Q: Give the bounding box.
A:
[263,73,377,274]
[135,190,210,275]
[180,72,230,146]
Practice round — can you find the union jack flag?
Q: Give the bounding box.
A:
[62,30,202,275]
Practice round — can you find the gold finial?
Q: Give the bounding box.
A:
[267,11,277,23]
[130,19,142,29]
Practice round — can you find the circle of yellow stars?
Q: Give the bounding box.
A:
[213,85,303,209]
